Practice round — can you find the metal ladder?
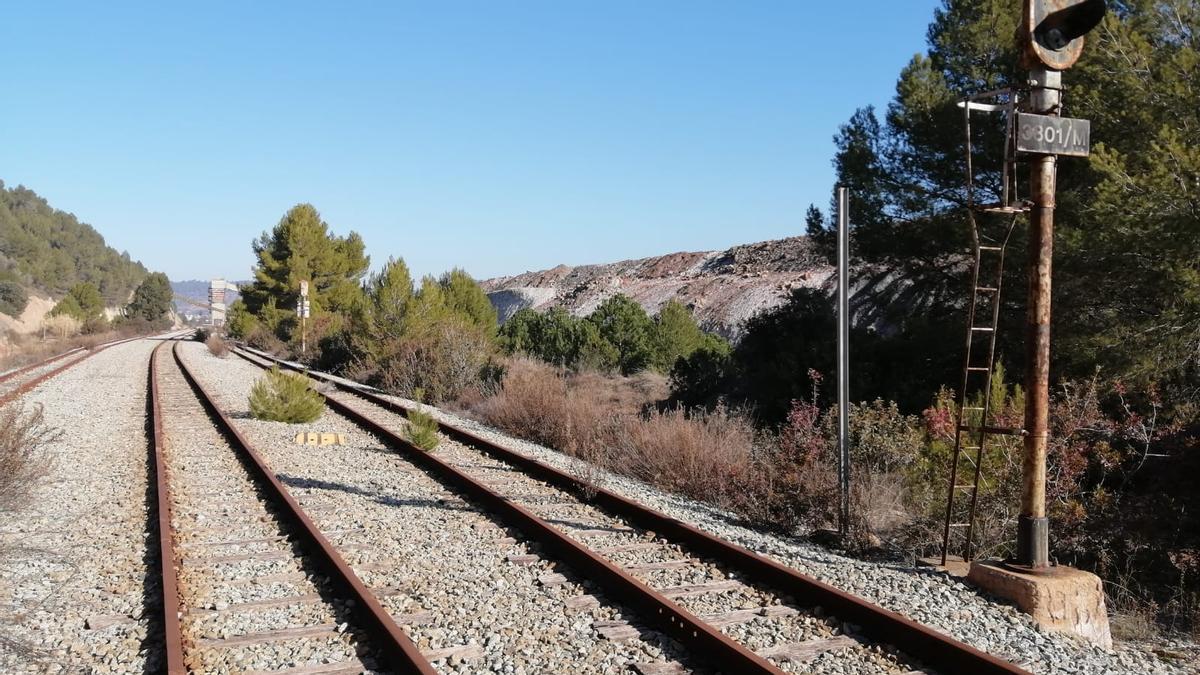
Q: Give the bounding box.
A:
[939,89,1028,565]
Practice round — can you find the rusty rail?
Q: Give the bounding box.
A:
[0,347,84,385]
[148,341,186,674]
[169,342,437,675]
[235,346,1029,675]
[0,333,166,407]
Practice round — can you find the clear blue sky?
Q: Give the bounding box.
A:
[0,1,938,283]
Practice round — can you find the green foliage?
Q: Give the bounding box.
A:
[241,203,369,345]
[831,0,1200,401]
[0,182,148,303]
[649,300,710,372]
[440,268,497,333]
[50,282,105,323]
[126,272,173,322]
[668,339,732,408]
[499,307,618,372]
[248,366,325,423]
[586,294,655,375]
[501,298,724,378]
[0,279,27,317]
[354,259,497,403]
[804,204,835,265]
[49,294,84,321]
[404,408,441,450]
[225,299,258,339]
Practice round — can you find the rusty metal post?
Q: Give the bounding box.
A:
[836,187,851,537]
[1017,67,1060,569]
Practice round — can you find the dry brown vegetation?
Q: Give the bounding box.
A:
[205,333,230,358]
[0,322,158,373]
[467,359,1199,638]
[0,403,60,529]
[467,359,807,529]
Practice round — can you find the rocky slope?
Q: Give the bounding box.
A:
[483,237,832,340]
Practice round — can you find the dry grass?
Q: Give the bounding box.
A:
[0,403,59,516]
[205,334,230,358]
[0,322,160,373]
[466,358,932,542]
[616,406,756,506]
[468,359,774,516]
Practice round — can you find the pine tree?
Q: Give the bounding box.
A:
[242,204,368,343]
[126,272,173,322]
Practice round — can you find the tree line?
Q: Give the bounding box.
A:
[225,203,726,403]
[0,181,150,316]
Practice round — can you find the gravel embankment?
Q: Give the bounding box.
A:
[158,346,375,672]
[322,386,917,674]
[0,337,162,674]
[227,347,1193,675]
[374,385,1189,675]
[0,349,91,399]
[180,342,699,674]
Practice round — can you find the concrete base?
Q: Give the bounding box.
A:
[968,560,1112,649]
[916,555,971,578]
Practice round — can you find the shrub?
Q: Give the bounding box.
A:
[248,366,324,423]
[193,328,210,343]
[405,408,440,450]
[375,318,493,404]
[205,334,229,358]
[0,281,28,318]
[618,405,757,506]
[41,314,81,339]
[0,404,60,515]
[245,324,285,354]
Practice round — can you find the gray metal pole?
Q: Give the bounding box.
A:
[837,187,851,536]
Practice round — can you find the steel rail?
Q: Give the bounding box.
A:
[170,342,437,675]
[0,347,84,384]
[233,348,783,673]
[238,346,1030,675]
[0,333,158,406]
[148,340,186,674]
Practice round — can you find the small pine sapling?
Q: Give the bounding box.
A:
[249,366,325,423]
[405,408,440,450]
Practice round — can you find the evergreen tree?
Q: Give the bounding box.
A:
[242,204,369,343]
[439,268,497,333]
[126,272,174,322]
[649,300,711,372]
[587,294,654,375]
[51,282,105,321]
[830,0,1200,396]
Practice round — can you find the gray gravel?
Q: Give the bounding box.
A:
[159,344,374,673]
[223,347,1197,675]
[0,337,164,674]
[181,342,700,674]
[366,379,1190,675]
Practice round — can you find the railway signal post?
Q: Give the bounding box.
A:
[965,0,1113,648]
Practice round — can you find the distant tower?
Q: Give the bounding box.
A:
[209,278,228,326]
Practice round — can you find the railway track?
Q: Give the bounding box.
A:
[150,339,435,674]
[227,345,1028,675]
[0,333,154,406]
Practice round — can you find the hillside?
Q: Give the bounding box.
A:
[0,181,149,314]
[483,237,832,339]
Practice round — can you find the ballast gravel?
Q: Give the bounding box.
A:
[179,342,699,674]
[359,372,1188,675]
[0,338,163,673]
[205,346,1192,674]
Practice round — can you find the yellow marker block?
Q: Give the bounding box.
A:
[295,432,347,446]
